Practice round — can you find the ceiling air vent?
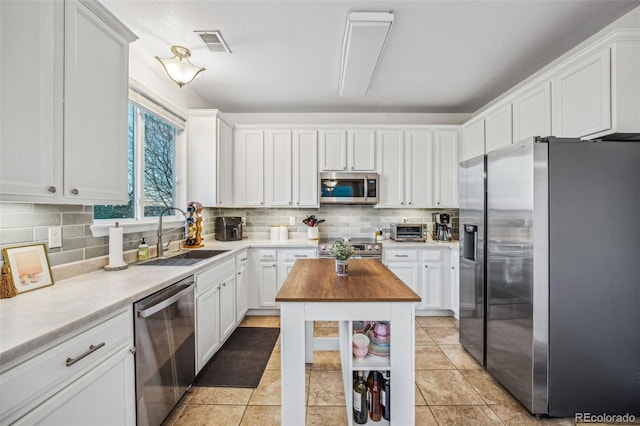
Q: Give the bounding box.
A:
[195,30,231,53]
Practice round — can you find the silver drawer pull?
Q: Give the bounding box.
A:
[395,254,409,258]
[66,342,105,367]
[293,255,308,258]
[240,257,247,261]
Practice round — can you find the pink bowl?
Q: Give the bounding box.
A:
[353,345,368,359]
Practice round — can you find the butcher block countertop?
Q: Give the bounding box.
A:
[275,258,421,302]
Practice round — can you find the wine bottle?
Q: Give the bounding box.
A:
[370,371,382,422]
[382,371,391,420]
[353,371,368,424]
[366,370,374,412]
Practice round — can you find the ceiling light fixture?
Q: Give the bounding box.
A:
[339,12,394,97]
[155,46,205,88]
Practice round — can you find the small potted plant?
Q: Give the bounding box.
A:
[329,240,357,276]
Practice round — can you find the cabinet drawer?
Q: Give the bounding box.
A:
[197,258,235,294]
[422,249,443,261]
[257,249,277,262]
[282,249,317,262]
[235,251,248,269]
[384,250,418,262]
[0,307,133,423]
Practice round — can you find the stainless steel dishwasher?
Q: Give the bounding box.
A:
[134,275,195,426]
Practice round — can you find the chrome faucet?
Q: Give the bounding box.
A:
[157,207,188,257]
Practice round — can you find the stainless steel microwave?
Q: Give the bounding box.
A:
[320,173,378,205]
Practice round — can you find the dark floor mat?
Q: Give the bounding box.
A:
[193,327,280,388]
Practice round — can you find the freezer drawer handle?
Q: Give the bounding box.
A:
[137,285,193,318]
[66,342,106,367]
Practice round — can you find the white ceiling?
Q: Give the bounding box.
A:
[102,1,640,114]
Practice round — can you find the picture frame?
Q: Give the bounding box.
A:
[2,243,54,294]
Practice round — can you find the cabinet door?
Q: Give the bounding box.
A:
[219,274,236,340]
[434,130,458,208]
[217,118,234,206]
[196,284,220,372]
[0,0,63,201]
[552,48,611,137]
[234,130,265,206]
[405,130,433,208]
[420,262,442,309]
[64,0,130,203]
[350,130,376,171]
[460,120,485,162]
[485,104,512,153]
[387,262,419,292]
[450,250,460,319]
[235,266,248,322]
[293,130,319,207]
[512,82,551,142]
[319,130,347,171]
[267,130,293,206]
[259,262,278,307]
[21,347,135,426]
[377,130,405,207]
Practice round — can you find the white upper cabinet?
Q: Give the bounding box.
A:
[512,82,551,142]
[433,130,458,208]
[292,130,319,207]
[319,129,377,171]
[266,129,293,207]
[187,111,233,207]
[460,119,485,162]
[377,130,405,207]
[0,0,136,203]
[484,104,512,153]
[404,130,433,208]
[233,130,265,207]
[552,48,611,138]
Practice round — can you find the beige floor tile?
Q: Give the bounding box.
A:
[248,369,281,405]
[239,405,281,426]
[416,384,427,405]
[306,406,348,426]
[265,349,281,370]
[310,350,342,371]
[489,404,577,425]
[160,403,187,426]
[426,326,461,345]
[415,345,456,370]
[240,316,280,328]
[190,387,253,405]
[173,404,246,426]
[440,345,483,369]
[308,370,346,406]
[416,326,437,346]
[415,406,439,426]
[430,405,503,425]
[415,369,485,405]
[416,316,458,328]
[460,369,518,405]
[314,326,339,338]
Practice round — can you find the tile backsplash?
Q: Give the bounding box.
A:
[0,202,456,269]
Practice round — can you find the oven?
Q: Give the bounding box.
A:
[318,238,382,260]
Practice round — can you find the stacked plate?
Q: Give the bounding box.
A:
[368,322,390,357]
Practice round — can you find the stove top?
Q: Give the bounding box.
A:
[317,237,382,257]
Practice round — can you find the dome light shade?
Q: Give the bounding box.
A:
[155,46,205,87]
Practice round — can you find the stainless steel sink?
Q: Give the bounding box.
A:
[137,250,230,266]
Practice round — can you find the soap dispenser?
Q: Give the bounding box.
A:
[138,238,149,261]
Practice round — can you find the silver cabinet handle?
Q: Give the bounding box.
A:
[241,257,248,261]
[409,202,412,205]
[425,265,429,268]
[293,255,308,258]
[48,186,57,193]
[71,188,79,195]
[66,342,105,367]
[296,202,300,205]
[272,264,276,268]
[395,254,409,258]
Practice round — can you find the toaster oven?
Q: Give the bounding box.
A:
[390,223,428,242]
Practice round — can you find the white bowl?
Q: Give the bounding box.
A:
[352,333,370,349]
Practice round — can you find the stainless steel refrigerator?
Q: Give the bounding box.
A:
[458,155,487,367]
[485,136,640,416]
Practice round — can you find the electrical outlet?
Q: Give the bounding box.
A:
[48,227,62,248]
[402,217,408,224]
[289,216,296,226]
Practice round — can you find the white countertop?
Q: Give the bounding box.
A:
[0,236,457,368]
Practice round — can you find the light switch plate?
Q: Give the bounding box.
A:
[48,227,62,248]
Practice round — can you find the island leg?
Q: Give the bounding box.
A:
[280,302,306,425]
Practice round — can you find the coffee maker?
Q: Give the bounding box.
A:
[432,213,452,242]
[215,217,244,241]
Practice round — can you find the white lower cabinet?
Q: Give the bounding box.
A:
[0,307,135,425]
[195,258,235,373]
[277,248,318,292]
[235,251,249,322]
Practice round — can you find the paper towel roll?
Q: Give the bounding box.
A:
[107,225,126,268]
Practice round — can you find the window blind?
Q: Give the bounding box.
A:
[128,87,186,130]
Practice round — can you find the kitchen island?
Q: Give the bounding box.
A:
[276,258,420,425]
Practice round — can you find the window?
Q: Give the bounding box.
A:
[94,103,177,220]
